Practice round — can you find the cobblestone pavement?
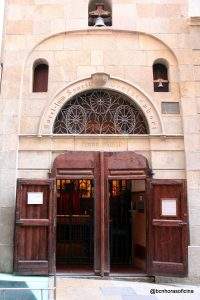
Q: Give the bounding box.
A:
[56,278,200,300]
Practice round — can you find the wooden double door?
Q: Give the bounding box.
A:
[14,151,188,277]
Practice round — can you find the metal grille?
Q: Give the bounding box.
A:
[56,179,94,265]
[53,89,149,134]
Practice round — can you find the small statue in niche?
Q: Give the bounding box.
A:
[89,2,112,27]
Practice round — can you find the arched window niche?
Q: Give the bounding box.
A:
[53,89,149,135]
[32,59,49,93]
[88,0,112,27]
[153,59,169,92]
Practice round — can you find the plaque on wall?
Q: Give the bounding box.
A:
[161,102,180,114]
[27,192,43,205]
[161,198,177,216]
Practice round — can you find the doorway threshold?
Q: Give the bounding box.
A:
[56,273,96,277]
[110,272,148,277]
[109,267,154,282]
[109,273,154,283]
[56,265,95,277]
[56,273,154,282]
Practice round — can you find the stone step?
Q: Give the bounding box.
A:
[56,275,155,283]
[108,276,155,283]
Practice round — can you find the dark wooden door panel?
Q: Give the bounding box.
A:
[149,180,188,277]
[51,151,101,275]
[17,261,49,275]
[14,179,54,275]
[14,153,189,278]
[16,226,48,260]
[153,226,183,262]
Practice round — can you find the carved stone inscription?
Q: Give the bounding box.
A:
[75,140,127,151]
[106,81,159,131]
[39,76,162,135]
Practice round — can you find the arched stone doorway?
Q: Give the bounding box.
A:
[51,151,151,275]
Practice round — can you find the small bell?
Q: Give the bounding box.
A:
[95,17,106,27]
[158,79,164,88]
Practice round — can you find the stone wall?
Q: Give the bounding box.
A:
[17,135,186,181]
[185,19,200,281]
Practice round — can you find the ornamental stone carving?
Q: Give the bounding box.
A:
[38,74,163,136]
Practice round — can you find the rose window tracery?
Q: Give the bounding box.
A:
[53,89,149,134]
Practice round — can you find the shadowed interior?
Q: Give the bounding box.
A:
[56,179,94,271]
[109,179,146,273]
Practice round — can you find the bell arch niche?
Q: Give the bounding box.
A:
[88,0,112,27]
[53,89,149,135]
[38,75,164,136]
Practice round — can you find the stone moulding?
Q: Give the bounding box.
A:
[25,29,179,66]
[38,74,164,136]
[189,17,200,26]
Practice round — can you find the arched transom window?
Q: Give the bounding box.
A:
[53,89,149,135]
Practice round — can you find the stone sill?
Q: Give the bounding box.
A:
[189,17,200,26]
[18,134,184,139]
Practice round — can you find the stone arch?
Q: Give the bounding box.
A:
[23,30,179,104]
[25,30,179,67]
[53,89,149,135]
[153,58,169,93]
[52,150,150,176]
[33,58,49,68]
[32,59,49,93]
[38,74,164,136]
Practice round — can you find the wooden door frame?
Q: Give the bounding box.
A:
[50,151,101,275]
[15,152,188,277]
[50,151,152,276]
[99,152,151,275]
[14,179,54,275]
[146,177,152,276]
[148,179,189,277]
[106,177,151,275]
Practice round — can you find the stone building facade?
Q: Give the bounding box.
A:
[0,0,200,283]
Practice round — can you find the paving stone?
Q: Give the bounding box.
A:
[123,296,158,300]
[56,279,200,300]
[101,287,136,296]
[0,281,37,300]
